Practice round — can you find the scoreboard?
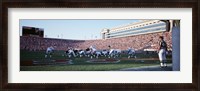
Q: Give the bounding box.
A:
[22,26,44,37]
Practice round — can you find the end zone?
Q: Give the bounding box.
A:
[21,59,73,66]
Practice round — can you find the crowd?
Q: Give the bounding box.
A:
[20,32,172,52]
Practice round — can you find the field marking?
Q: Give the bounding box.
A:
[119,64,172,71]
[86,59,121,63]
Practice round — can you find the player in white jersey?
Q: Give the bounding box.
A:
[45,46,54,58]
[127,47,136,59]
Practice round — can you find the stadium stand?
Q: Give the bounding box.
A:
[20,31,172,52]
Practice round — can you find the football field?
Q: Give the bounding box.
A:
[20,50,172,71]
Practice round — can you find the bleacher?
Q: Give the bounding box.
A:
[20,31,172,52]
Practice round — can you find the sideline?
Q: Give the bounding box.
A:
[119,64,172,71]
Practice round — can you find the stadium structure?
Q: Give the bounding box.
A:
[20,20,173,52]
[101,20,169,39]
[22,26,44,37]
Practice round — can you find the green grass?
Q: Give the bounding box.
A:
[20,64,157,71]
[20,50,172,71]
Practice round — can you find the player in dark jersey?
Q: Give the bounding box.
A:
[158,36,168,68]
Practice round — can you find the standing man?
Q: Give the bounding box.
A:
[158,36,168,68]
[108,45,113,58]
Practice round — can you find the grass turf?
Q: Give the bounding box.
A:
[20,50,172,71]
